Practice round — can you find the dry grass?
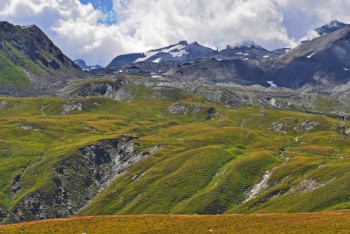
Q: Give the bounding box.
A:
[1,211,350,234]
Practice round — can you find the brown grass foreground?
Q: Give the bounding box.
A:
[1,211,350,234]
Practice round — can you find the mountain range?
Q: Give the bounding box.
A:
[2,20,350,94]
[97,20,350,92]
[1,20,350,227]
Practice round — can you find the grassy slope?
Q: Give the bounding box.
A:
[80,107,350,215]
[1,211,350,234]
[0,84,350,218]
[0,50,29,86]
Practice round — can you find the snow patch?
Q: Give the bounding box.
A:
[306,52,316,58]
[153,58,162,63]
[135,51,158,62]
[171,49,188,57]
[263,55,270,58]
[162,44,186,53]
[136,43,188,62]
[343,68,350,71]
[267,81,277,87]
[235,52,249,56]
[162,44,188,57]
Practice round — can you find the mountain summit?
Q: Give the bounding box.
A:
[106,41,214,69]
[0,21,83,94]
[300,20,348,43]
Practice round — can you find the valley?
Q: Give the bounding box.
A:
[0,17,350,233]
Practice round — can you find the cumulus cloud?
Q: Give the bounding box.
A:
[1,0,349,65]
[112,0,295,52]
[0,0,111,64]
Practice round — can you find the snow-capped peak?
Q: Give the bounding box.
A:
[107,40,215,68]
[299,20,348,43]
[135,42,189,62]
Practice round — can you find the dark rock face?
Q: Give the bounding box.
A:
[6,138,150,223]
[107,53,146,68]
[0,208,6,222]
[315,20,348,37]
[268,25,350,89]
[216,43,273,60]
[167,59,265,86]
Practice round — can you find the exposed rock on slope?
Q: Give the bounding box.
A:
[5,137,154,223]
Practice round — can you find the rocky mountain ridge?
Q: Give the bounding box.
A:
[0,21,84,94]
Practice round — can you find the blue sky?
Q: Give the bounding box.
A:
[80,0,116,24]
[80,0,113,10]
[0,0,349,65]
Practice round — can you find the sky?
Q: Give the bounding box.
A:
[0,0,350,66]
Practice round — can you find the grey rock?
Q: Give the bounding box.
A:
[5,137,156,223]
[294,120,319,132]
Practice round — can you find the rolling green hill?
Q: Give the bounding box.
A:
[0,82,349,224]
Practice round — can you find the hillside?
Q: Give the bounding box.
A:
[0,21,84,95]
[0,75,349,224]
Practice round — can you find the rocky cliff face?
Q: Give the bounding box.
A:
[5,137,155,223]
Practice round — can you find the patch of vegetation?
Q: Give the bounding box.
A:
[0,51,29,86]
[1,211,350,234]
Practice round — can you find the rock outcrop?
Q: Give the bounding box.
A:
[5,137,155,223]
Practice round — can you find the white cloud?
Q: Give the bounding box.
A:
[277,0,350,24]
[1,0,349,65]
[112,0,295,52]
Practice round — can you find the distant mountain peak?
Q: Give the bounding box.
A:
[300,20,348,43]
[178,40,188,46]
[106,40,214,69]
[232,40,264,50]
[315,20,347,35]
[74,59,102,71]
